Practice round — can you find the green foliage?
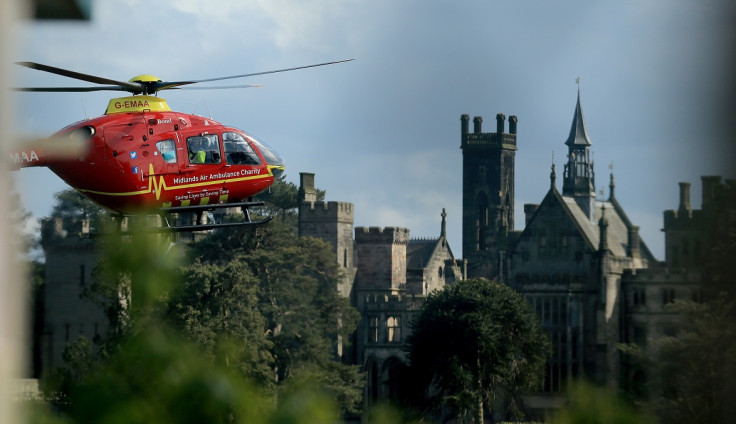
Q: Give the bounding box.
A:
[66,328,269,424]
[167,259,274,386]
[33,218,356,422]
[33,178,362,421]
[406,278,551,422]
[547,382,653,424]
[187,217,363,414]
[618,295,736,423]
[652,296,736,424]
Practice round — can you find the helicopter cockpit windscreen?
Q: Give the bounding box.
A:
[223,132,261,165]
[241,131,284,168]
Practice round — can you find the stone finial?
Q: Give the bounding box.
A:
[441,208,447,238]
[496,113,505,133]
[508,115,518,134]
[473,116,483,134]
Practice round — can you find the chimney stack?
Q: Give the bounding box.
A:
[299,172,317,203]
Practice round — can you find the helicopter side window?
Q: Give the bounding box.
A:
[187,134,221,164]
[223,132,261,165]
[156,139,177,163]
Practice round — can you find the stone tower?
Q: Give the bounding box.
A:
[460,113,517,279]
[298,172,356,298]
[39,218,105,377]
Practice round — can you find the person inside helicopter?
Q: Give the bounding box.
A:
[188,138,206,164]
[223,131,261,165]
[187,135,221,164]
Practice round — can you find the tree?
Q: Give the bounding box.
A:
[166,259,275,387]
[36,178,363,419]
[406,278,550,423]
[186,218,363,414]
[650,296,736,424]
[36,223,344,424]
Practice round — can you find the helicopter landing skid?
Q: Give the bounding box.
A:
[159,201,271,232]
[90,201,270,237]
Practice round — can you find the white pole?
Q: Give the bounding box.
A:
[1,1,30,423]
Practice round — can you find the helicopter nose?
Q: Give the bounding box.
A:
[245,132,285,176]
[259,143,285,178]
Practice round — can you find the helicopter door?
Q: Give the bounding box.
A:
[178,132,226,205]
[102,122,142,161]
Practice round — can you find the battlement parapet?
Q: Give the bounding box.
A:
[361,292,426,308]
[40,217,92,242]
[299,200,354,222]
[355,226,410,245]
[622,266,700,284]
[663,209,704,226]
[409,237,439,243]
[460,113,518,150]
[462,132,517,149]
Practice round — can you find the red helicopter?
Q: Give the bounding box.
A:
[12,59,352,231]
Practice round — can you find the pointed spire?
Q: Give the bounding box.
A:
[565,89,593,147]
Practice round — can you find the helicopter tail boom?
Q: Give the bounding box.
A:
[9,126,94,170]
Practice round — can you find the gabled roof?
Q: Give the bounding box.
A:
[565,91,593,147]
[516,185,655,261]
[407,237,454,270]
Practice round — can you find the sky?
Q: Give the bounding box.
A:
[9,0,736,260]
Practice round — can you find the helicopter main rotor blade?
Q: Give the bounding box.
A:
[178,84,263,90]
[16,58,354,95]
[156,59,355,90]
[14,86,129,92]
[16,61,142,93]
